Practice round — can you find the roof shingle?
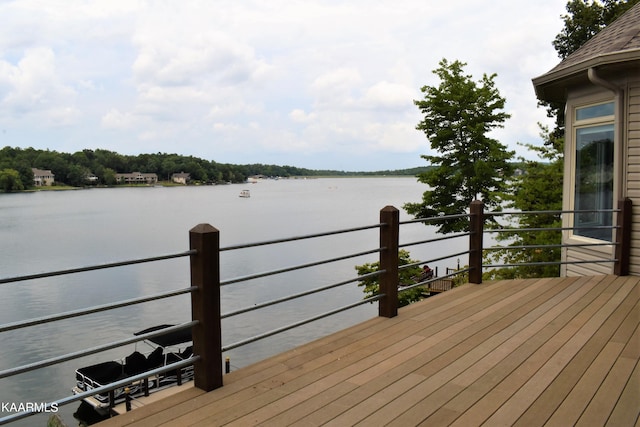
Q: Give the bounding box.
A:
[533,3,640,102]
[550,3,640,74]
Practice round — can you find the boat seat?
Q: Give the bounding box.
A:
[146,347,164,369]
[181,346,193,359]
[165,346,193,364]
[124,351,147,375]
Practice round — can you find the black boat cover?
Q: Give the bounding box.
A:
[134,324,192,347]
[76,361,123,384]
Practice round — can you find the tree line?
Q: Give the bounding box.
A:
[0,146,432,191]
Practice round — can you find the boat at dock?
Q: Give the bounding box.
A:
[72,324,194,416]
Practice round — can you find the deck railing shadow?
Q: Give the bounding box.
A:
[0,199,631,424]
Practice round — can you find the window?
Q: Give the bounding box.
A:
[573,102,614,241]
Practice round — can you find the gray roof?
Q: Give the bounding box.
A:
[533,3,640,102]
[31,167,54,177]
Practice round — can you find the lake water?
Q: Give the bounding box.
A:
[0,177,468,425]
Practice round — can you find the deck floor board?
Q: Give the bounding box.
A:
[96,275,640,427]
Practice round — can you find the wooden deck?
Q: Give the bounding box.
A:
[98,275,639,426]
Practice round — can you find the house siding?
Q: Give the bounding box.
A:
[626,81,640,275]
[563,77,640,276]
[565,250,614,275]
[115,172,158,185]
[171,172,190,185]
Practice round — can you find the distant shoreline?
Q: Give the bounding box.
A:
[8,175,420,193]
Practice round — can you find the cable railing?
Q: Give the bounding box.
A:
[0,287,196,334]
[480,204,628,272]
[0,199,632,424]
[0,221,391,425]
[216,223,388,350]
[220,246,383,286]
[0,250,197,285]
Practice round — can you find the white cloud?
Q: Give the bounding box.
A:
[101,108,138,130]
[132,30,271,89]
[0,47,79,126]
[289,109,317,123]
[0,0,569,170]
[363,81,416,111]
[310,68,364,108]
[368,121,424,153]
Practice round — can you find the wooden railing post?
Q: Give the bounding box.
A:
[189,224,223,391]
[379,206,399,318]
[469,201,484,284]
[614,198,632,276]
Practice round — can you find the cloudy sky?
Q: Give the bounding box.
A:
[0,1,568,171]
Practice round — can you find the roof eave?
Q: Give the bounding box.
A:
[532,48,640,102]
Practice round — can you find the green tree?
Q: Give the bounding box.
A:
[487,126,564,279]
[185,159,208,182]
[553,0,606,60]
[160,157,178,181]
[0,147,34,188]
[543,0,639,140]
[102,168,117,185]
[66,164,90,187]
[0,168,25,192]
[356,250,429,307]
[404,59,514,233]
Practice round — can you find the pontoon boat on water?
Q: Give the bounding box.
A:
[72,324,194,415]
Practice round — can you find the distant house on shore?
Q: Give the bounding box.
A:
[247,175,266,183]
[32,168,55,186]
[115,172,158,185]
[85,173,99,184]
[171,172,191,185]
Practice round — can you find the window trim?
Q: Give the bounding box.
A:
[567,98,616,245]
